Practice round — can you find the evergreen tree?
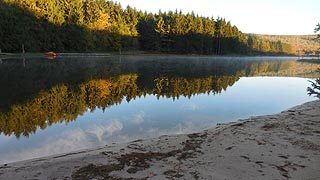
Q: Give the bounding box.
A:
[315,23,320,40]
[0,0,294,55]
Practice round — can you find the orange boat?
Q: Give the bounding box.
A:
[44,52,58,59]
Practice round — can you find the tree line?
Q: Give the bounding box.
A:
[246,34,293,55]
[0,0,293,55]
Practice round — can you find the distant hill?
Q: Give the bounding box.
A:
[245,34,320,56]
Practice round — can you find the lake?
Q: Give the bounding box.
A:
[0,55,319,164]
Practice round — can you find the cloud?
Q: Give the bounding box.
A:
[0,121,124,164]
[87,120,123,142]
[0,116,209,164]
[180,103,200,111]
[130,121,196,140]
[131,111,145,124]
[0,128,93,164]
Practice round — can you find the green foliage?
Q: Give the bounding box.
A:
[0,0,138,52]
[307,69,320,99]
[137,13,249,54]
[308,78,320,99]
[0,0,293,55]
[315,23,320,40]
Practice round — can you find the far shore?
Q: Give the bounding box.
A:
[298,58,320,64]
[0,51,303,60]
[0,100,319,180]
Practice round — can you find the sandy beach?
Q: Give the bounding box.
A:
[0,100,319,180]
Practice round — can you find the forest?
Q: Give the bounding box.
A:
[246,34,320,56]
[0,0,294,55]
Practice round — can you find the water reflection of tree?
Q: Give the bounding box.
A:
[307,69,320,99]
[0,74,240,138]
[1,57,320,138]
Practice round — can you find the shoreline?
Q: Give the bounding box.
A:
[0,100,319,179]
[0,52,301,59]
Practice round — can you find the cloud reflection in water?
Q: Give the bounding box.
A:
[0,116,200,164]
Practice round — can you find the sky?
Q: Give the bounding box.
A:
[115,0,319,35]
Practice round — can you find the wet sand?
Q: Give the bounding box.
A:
[0,100,319,180]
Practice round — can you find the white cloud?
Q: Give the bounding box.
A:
[0,117,206,164]
[131,111,145,124]
[0,121,124,164]
[88,120,123,142]
[138,121,196,138]
[1,128,93,164]
[180,103,200,111]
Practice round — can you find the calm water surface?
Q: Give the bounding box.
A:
[0,56,319,163]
